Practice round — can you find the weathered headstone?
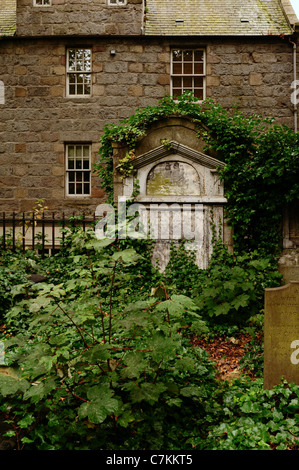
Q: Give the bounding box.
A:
[264,281,299,389]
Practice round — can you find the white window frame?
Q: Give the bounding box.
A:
[66,144,91,197]
[66,48,92,98]
[107,0,127,6]
[170,49,206,101]
[33,0,52,6]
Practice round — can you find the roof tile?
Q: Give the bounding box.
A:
[145,0,295,36]
[0,0,16,37]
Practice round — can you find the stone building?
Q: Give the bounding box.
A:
[0,0,298,213]
[0,0,299,272]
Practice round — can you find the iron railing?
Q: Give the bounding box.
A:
[1,212,96,256]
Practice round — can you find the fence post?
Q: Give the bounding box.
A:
[2,212,5,250]
[62,212,65,247]
[32,212,35,251]
[42,212,45,258]
[12,212,16,251]
[22,213,25,252]
[52,213,55,252]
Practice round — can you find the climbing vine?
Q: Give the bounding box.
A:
[94,92,299,257]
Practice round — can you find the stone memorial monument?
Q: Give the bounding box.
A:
[264,281,299,389]
[111,116,232,271]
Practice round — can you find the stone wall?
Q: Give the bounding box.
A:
[206,38,297,126]
[0,35,297,214]
[16,0,143,37]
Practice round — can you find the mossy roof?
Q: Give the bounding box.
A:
[0,0,16,37]
[144,0,296,36]
[0,0,297,38]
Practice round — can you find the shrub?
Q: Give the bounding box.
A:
[0,229,217,450]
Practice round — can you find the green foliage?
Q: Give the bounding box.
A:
[95,92,299,255]
[193,248,281,325]
[205,379,299,450]
[0,228,297,451]
[1,93,298,450]
[0,228,217,450]
[163,234,281,326]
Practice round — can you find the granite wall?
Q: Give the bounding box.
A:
[0,35,297,214]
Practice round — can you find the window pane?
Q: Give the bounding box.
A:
[68,171,75,182]
[76,184,83,195]
[173,63,182,75]
[183,77,192,88]
[84,172,90,182]
[77,84,84,95]
[76,160,82,169]
[172,50,182,62]
[83,145,90,157]
[183,63,192,74]
[194,50,203,61]
[75,146,82,157]
[69,183,75,194]
[83,160,90,170]
[84,52,91,71]
[68,146,75,157]
[68,159,74,170]
[68,73,76,84]
[172,88,182,97]
[183,50,193,61]
[68,51,76,71]
[194,89,204,100]
[194,77,204,87]
[194,63,204,75]
[172,77,181,87]
[84,183,90,194]
[84,85,90,95]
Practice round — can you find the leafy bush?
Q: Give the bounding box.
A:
[0,229,217,450]
[163,236,282,326]
[0,250,39,323]
[205,379,299,450]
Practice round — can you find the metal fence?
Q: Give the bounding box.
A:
[1,212,96,256]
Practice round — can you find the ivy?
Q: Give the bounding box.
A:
[94,92,299,256]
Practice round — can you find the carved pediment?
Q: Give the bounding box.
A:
[132,141,225,171]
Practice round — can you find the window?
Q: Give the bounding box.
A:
[66,48,92,97]
[108,0,127,5]
[34,0,51,5]
[171,49,205,100]
[66,144,91,196]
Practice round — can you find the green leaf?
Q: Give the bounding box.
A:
[232,294,250,310]
[0,375,29,397]
[79,344,110,364]
[213,302,231,317]
[121,351,148,379]
[127,382,167,404]
[112,248,141,264]
[17,414,35,429]
[23,378,56,403]
[78,384,119,424]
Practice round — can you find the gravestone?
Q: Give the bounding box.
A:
[264,281,299,389]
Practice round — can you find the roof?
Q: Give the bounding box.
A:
[0,0,16,37]
[144,0,297,36]
[0,0,297,38]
